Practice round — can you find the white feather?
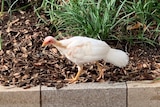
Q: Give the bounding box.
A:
[105,48,129,67]
[54,36,129,67]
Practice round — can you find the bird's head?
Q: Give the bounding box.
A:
[42,36,56,47]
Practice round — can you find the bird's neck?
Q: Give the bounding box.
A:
[54,41,66,49]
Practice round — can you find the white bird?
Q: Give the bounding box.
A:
[42,36,129,83]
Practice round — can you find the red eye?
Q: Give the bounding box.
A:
[48,40,52,43]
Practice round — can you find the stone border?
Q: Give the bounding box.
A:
[0,86,40,107]
[127,81,160,107]
[0,81,160,107]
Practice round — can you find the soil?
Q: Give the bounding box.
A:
[0,11,160,89]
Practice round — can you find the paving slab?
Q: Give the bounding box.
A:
[127,81,160,107]
[0,85,40,107]
[41,82,126,107]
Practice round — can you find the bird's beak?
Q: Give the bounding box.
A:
[42,41,47,47]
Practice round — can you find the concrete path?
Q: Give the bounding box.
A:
[0,81,160,107]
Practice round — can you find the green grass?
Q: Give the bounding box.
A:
[34,0,160,46]
[1,0,160,46]
[123,0,160,45]
[36,0,129,40]
[62,0,128,40]
[0,0,4,17]
[1,0,34,17]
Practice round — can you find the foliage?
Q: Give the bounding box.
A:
[35,0,160,46]
[123,0,160,45]
[1,0,160,45]
[0,0,4,17]
[0,0,35,17]
[36,0,128,40]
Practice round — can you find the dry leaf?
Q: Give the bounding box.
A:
[6,18,19,32]
[127,21,148,32]
[21,47,27,53]
[34,62,43,66]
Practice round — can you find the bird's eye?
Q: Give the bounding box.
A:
[48,40,52,43]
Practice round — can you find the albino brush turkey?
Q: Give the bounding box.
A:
[42,36,129,83]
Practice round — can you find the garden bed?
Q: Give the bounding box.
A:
[0,11,160,89]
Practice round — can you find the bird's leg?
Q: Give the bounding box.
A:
[65,65,83,83]
[96,62,105,81]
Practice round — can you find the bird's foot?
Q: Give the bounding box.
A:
[65,65,83,83]
[65,76,78,84]
[96,62,105,81]
[97,71,104,81]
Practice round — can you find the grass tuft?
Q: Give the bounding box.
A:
[36,0,128,40]
[1,0,159,46]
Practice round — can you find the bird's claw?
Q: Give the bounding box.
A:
[65,78,78,84]
[96,72,104,81]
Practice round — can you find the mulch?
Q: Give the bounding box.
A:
[0,11,160,89]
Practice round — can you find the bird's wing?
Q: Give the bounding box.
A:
[64,38,110,64]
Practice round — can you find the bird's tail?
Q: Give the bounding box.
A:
[105,48,129,67]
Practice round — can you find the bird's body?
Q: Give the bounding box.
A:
[57,36,110,65]
[42,36,129,83]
